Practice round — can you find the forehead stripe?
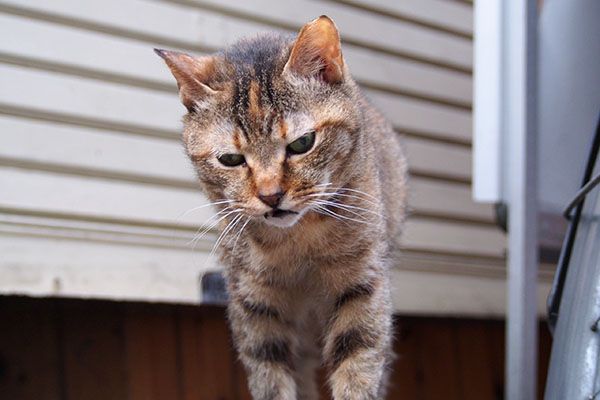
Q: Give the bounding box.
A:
[233,76,251,140]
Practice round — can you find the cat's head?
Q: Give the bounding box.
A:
[156,16,364,228]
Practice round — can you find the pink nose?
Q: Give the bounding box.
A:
[258,190,284,208]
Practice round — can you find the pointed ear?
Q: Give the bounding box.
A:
[283,15,344,84]
[154,49,217,112]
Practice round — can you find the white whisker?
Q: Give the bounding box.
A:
[311,200,372,222]
[319,186,379,201]
[210,213,244,260]
[303,192,379,207]
[312,199,381,218]
[189,207,230,248]
[311,204,352,226]
[200,212,245,271]
[179,199,235,219]
[231,217,251,256]
[188,207,241,248]
[202,213,243,269]
[310,202,374,226]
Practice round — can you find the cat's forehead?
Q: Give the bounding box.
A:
[283,112,315,139]
[209,110,314,150]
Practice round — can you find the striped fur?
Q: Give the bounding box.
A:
[158,15,407,400]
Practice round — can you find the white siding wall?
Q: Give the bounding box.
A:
[0,0,552,316]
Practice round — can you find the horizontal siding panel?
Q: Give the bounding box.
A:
[0,234,211,302]
[0,0,224,51]
[0,115,472,184]
[0,12,175,90]
[0,64,470,144]
[0,115,191,184]
[403,218,505,258]
[0,168,501,257]
[408,178,495,223]
[157,0,473,70]
[346,48,472,106]
[368,90,472,142]
[0,12,471,106]
[403,137,471,181]
[0,0,472,71]
[336,0,473,36]
[390,269,553,317]
[397,250,505,278]
[2,115,488,222]
[0,214,202,250]
[0,168,209,229]
[0,64,182,133]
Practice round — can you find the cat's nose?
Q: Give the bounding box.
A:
[258,190,285,208]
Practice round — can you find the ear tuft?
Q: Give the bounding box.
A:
[154,48,216,112]
[284,16,344,84]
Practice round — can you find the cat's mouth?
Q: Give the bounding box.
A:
[264,209,298,219]
[262,208,302,228]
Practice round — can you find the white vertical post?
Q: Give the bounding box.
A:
[505,0,539,399]
[473,0,503,203]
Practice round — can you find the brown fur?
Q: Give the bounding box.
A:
[157,16,407,400]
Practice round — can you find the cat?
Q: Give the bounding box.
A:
[156,15,407,400]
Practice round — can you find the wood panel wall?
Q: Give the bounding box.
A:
[0,297,552,400]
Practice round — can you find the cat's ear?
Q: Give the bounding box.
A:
[154,49,217,112]
[283,15,344,84]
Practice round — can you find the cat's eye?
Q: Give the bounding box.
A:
[287,131,316,155]
[218,153,246,167]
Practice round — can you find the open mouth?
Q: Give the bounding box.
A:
[265,209,298,219]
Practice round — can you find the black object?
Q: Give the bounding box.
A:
[201,271,229,305]
[547,112,600,334]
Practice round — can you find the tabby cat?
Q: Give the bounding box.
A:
[156,15,407,400]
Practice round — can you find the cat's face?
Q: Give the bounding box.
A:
[158,16,361,228]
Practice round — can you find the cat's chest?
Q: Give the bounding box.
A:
[252,228,331,269]
[248,213,362,271]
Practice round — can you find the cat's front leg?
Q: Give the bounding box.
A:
[227,268,298,400]
[323,267,393,400]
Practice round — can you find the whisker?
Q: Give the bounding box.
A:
[311,200,371,221]
[200,212,245,271]
[189,206,231,248]
[226,214,247,247]
[179,199,235,219]
[231,217,251,256]
[312,199,381,218]
[311,204,352,226]
[209,214,244,261]
[321,186,379,201]
[302,192,379,207]
[189,207,241,248]
[309,201,374,226]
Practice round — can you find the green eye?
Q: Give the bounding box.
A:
[218,153,245,167]
[287,131,316,155]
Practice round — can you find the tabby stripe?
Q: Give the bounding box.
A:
[233,76,251,140]
[263,76,277,110]
[334,279,376,311]
[264,110,277,136]
[241,299,281,319]
[330,328,377,369]
[251,340,293,368]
